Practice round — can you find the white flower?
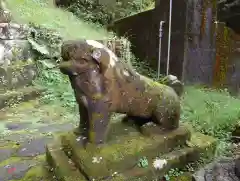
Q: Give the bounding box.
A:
[152,158,167,170]
[92,156,103,164]
[76,136,82,142]
[112,171,118,176]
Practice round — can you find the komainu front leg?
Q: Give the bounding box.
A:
[76,101,89,138]
[87,98,110,145]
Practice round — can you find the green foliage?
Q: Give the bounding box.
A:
[28,23,63,59]
[166,168,184,179]
[6,0,111,39]
[67,0,113,25]
[34,68,76,111]
[66,0,155,25]
[181,86,240,141]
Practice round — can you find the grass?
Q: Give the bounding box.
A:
[181,86,240,140]
[6,0,112,40]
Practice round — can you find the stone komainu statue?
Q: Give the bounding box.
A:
[59,39,181,145]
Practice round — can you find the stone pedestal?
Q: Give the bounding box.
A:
[46,122,216,181]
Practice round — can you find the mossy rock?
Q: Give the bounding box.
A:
[0,63,38,92]
[0,86,46,109]
[46,141,86,181]
[46,122,216,180]
[59,123,190,180]
[10,165,53,181]
[106,133,216,180]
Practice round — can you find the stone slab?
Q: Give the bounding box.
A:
[5,121,32,131]
[16,137,53,157]
[0,148,14,162]
[0,159,37,181]
[37,123,75,134]
[46,141,86,181]
[61,123,190,180]
[104,133,217,180]
[0,132,39,143]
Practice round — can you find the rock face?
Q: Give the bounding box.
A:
[0,22,37,93]
[193,157,240,181]
[0,8,32,66]
[0,23,33,66]
[0,5,51,93]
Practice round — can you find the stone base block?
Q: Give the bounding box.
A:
[45,122,216,180]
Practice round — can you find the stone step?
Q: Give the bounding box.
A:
[0,86,46,110]
[46,141,86,181]
[117,133,216,180]
[46,123,216,181]
[61,124,190,180]
[46,122,189,180]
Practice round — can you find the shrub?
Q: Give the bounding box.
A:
[56,0,155,25]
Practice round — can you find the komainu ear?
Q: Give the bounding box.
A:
[91,49,102,63]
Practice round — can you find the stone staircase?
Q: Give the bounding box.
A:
[46,122,216,181]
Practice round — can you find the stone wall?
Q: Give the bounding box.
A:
[109,1,187,79]
[108,9,156,64]
[110,0,219,85]
[213,22,240,96]
[0,6,38,93]
[0,22,38,93]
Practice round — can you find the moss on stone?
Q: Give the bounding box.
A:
[60,124,190,180]
[121,132,216,180]
[13,165,53,181]
[0,140,21,149]
[171,173,193,181]
[10,62,35,70]
[0,86,45,109]
[0,156,22,167]
[1,99,40,114]
[187,132,217,161]
[46,141,86,181]
[57,127,216,180]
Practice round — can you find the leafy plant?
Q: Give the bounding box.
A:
[28,23,63,59]
[181,86,240,141]
[65,0,155,25]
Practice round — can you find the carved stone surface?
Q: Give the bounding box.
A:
[59,39,181,145]
[164,74,184,97]
[45,122,217,181]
